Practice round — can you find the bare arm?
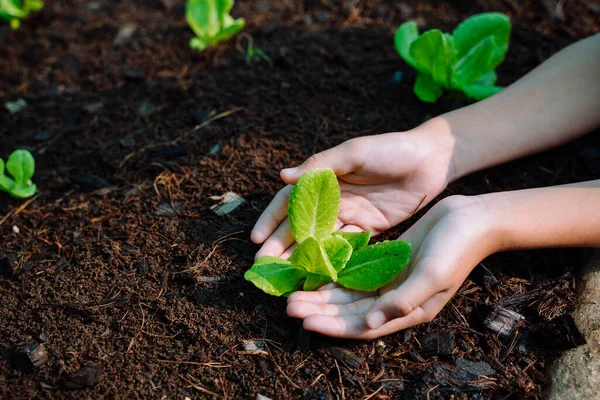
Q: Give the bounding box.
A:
[439,33,600,181]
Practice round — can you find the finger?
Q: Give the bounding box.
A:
[280,140,367,184]
[254,219,295,259]
[317,282,340,291]
[364,270,436,330]
[287,296,375,319]
[287,286,376,305]
[302,292,450,340]
[279,242,297,260]
[251,186,293,244]
[336,224,363,233]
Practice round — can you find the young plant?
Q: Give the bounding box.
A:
[0,0,44,30]
[186,0,245,52]
[0,149,38,199]
[245,169,412,297]
[395,12,511,103]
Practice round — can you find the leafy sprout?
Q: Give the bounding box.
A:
[245,169,412,297]
[236,33,272,65]
[0,149,38,199]
[395,12,511,103]
[0,0,44,30]
[186,0,245,52]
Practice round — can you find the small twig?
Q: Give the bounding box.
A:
[407,194,427,219]
[364,385,383,400]
[334,359,345,400]
[0,194,39,227]
[176,373,222,398]
[265,343,300,389]
[426,384,439,400]
[310,373,326,387]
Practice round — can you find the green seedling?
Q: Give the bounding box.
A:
[395,12,511,103]
[0,149,38,199]
[241,34,271,64]
[0,0,44,30]
[245,169,412,296]
[186,0,245,52]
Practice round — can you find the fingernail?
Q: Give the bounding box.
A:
[281,167,298,176]
[366,311,386,330]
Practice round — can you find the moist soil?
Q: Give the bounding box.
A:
[1,1,599,399]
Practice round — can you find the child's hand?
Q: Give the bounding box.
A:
[286,195,499,339]
[251,118,456,259]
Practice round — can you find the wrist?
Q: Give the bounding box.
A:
[409,116,458,188]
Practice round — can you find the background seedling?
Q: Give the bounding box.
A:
[0,149,38,199]
[0,0,44,29]
[186,0,245,52]
[245,169,412,296]
[395,12,511,103]
[236,33,272,65]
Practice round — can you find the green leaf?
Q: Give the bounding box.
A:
[303,273,332,291]
[321,235,352,272]
[0,0,26,18]
[190,37,208,51]
[452,12,510,71]
[414,72,443,103]
[0,159,16,192]
[213,18,245,43]
[244,256,307,297]
[289,237,337,281]
[24,0,43,13]
[6,150,37,199]
[473,70,497,86]
[452,36,496,86]
[332,231,371,251]
[186,0,220,39]
[461,84,503,100]
[410,30,454,87]
[288,168,340,243]
[394,21,420,69]
[337,240,412,292]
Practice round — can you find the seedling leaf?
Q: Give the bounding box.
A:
[394,21,420,69]
[0,159,15,192]
[186,0,245,52]
[322,235,353,272]
[461,84,503,101]
[333,231,371,251]
[453,36,496,86]
[410,30,454,88]
[244,257,307,297]
[303,273,332,291]
[337,240,412,292]
[290,237,338,281]
[414,72,443,103]
[452,12,510,70]
[2,150,37,199]
[288,168,340,243]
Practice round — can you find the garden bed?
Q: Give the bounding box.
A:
[1,0,599,398]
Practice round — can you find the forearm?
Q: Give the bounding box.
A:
[438,33,600,181]
[484,180,600,251]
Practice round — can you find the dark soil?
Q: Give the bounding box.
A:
[1,0,599,398]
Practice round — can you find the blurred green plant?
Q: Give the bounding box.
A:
[0,150,38,199]
[186,0,245,52]
[236,33,272,65]
[0,0,44,30]
[395,12,511,103]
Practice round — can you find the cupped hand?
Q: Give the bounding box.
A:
[250,118,456,259]
[286,195,500,339]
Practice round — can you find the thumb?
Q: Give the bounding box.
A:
[364,273,432,330]
[280,139,367,184]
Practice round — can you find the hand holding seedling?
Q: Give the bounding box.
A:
[251,122,455,260]
[252,34,600,339]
